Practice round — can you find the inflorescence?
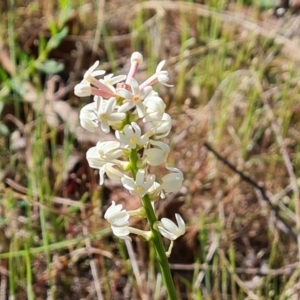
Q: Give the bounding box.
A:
[74,52,185,257]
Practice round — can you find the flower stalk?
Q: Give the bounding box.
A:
[141,195,179,299]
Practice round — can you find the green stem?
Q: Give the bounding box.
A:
[142,194,178,299]
[129,149,178,300]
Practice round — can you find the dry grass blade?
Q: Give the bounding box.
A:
[5,178,85,207]
[203,142,297,240]
[82,224,104,300]
[136,1,300,62]
[125,240,148,300]
[194,231,219,289]
[252,73,300,261]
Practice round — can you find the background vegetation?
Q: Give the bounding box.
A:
[1,0,300,299]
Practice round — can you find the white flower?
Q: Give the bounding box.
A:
[74,61,120,98]
[95,96,125,133]
[148,181,165,200]
[74,61,106,97]
[104,201,131,240]
[74,81,93,97]
[157,213,185,257]
[105,164,124,183]
[100,74,126,92]
[121,169,155,197]
[104,201,152,241]
[151,113,172,139]
[144,140,170,166]
[143,94,166,122]
[161,166,183,193]
[83,61,106,80]
[116,122,147,149]
[117,78,152,118]
[157,214,185,241]
[155,60,173,87]
[98,163,124,185]
[79,97,125,133]
[139,60,173,90]
[104,201,130,227]
[79,101,99,132]
[86,141,123,169]
[111,226,131,240]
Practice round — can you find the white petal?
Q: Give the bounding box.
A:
[74,82,92,97]
[86,147,106,168]
[144,148,165,166]
[105,97,116,114]
[110,211,130,226]
[117,88,133,100]
[111,226,131,240]
[142,175,155,192]
[175,213,185,234]
[118,101,134,113]
[141,86,153,99]
[160,218,178,233]
[130,78,140,95]
[158,225,176,240]
[156,60,165,73]
[80,118,97,132]
[104,201,120,219]
[121,175,135,191]
[135,170,145,186]
[106,165,123,183]
[136,102,145,118]
[109,113,126,122]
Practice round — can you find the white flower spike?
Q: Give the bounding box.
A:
[74,52,185,261]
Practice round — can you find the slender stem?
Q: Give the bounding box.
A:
[129,149,178,300]
[141,194,178,300]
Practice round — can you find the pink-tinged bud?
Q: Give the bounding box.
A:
[126,52,143,84]
[131,52,143,65]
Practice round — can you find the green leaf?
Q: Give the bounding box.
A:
[0,123,9,136]
[259,0,277,8]
[35,59,64,74]
[58,6,74,28]
[46,26,68,51]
